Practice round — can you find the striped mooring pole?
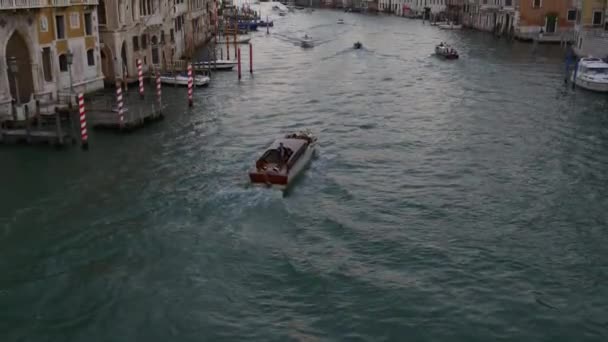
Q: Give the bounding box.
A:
[137,59,144,99]
[115,80,125,128]
[156,69,162,113]
[187,63,193,107]
[77,93,88,150]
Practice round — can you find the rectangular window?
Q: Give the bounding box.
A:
[142,34,148,49]
[55,15,65,39]
[42,47,52,82]
[567,10,576,22]
[504,0,512,6]
[160,30,165,44]
[84,13,93,35]
[133,36,139,51]
[99,2,107,25]
[59,54,68,72]
[69,12,80,29]
[170,29,175,42]
[593,11,603,26]
[532,0,541,8]
[87,49,95,66]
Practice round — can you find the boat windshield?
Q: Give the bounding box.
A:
[587,67,608,75]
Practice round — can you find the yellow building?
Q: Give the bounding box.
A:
[573,0,608,56]
[0,1,104,119]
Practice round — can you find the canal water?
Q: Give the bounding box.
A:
[2,6,608,342]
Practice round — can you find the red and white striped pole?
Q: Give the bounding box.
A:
[237,48,241,80]
[156,69,162,114]
[78,92,88,150]
[187,63,193,107]
[137,59,144,99]
[115,80,125,128]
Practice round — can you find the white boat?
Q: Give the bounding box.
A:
[196,60,237,71]
[301,35,314,48]
[439,23,462,30]
[160,74,210,86]
[279,10,287,16]
[249,131,317,190]
[571,57,608,92]
[217,36,251,44]
[430,21,448,26]
[337,19,344,24]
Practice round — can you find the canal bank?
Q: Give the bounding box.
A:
[1,8,608,342]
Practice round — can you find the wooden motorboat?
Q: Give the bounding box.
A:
[249,131,317,190]
[435,43,459,59]
[159,73,210,86]
[195,60,237,71]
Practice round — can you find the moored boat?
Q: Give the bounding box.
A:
[195,60,237,71]
[337,19,344,24]
[159,73,210,86]
[438,23,462,30]
[249,131,317,190]
[435,43,459,59]
[217,36,252,44]
[571,57,608,92]
[258,20,274,27]
[353,41,362,49]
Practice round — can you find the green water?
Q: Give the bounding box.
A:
[1,8,608,342]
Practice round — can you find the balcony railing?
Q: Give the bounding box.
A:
[0,0,47,9]
[0,0,97,9]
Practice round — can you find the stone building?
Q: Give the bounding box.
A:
[0,0,104,117]
[97,0,215,84]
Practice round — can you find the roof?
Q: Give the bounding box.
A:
[580,58,608,68]
[271,138,307,152]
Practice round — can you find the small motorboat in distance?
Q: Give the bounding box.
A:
[301,35,314,48]
[160,73,210,86]
[249,131,317,190]
[353,41,362,49]
[571,57,608,92]
[337,18,344,24]
[435,42,459,59]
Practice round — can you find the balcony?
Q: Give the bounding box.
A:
[0,0,47,10]
[0,0,97,9]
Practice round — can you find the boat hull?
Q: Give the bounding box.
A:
[160,76,210,86]
[249,144,315,190]
[571,76,608,92]
[439,24,462,30]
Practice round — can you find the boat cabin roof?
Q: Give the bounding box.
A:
[580,57,608,68]
[270,138,307,153]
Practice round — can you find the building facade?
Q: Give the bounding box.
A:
[514,0,576,41]
[1,0,104,117]
[573,0,608,56]
[97,0,214,84]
